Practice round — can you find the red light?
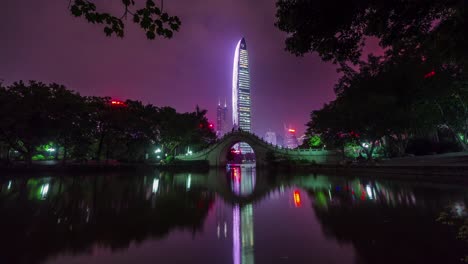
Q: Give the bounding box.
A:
[209,123,214,128]
[293,190,302,207]
[110,100,126,106]
[232,168,241,182]
[230,148,241,154]
[424,71,436,79]
[288,129,296,133]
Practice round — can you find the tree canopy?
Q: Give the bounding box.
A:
[275,0,466,67]
[0,81,215,164]
[307,54,467,159]
[70,0,181,40]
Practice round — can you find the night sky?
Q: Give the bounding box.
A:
[0,0,378,137]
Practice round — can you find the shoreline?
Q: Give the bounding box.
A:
[1,162,467,179]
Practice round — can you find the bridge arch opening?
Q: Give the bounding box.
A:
[224,141,256,166]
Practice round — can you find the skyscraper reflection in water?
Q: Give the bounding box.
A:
[229,167,255,264]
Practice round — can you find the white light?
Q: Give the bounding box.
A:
[7,181,12,190]
[47,148,56,152]
[40,183,49,198]
[157,155,161,159]
[362,143,369,148]
[152,178,159,193]
[186,174,191,190]
[232,39,242,127]
[366,185,373,200]
[154,148,161,153]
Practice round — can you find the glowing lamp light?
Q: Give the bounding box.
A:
[232,167,241,182]
[209,123,214,129]
[154,148,162,153]
[293,190,302,207]
[46,148,56,152]
[424,71,436,79]
[288,129,296,133]
[152,178,159,193]
[40,183,49,199]
[110,100,126,106]
[186,147,193,156]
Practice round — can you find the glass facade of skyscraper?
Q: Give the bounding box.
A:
[216,99,228,137]
[232,38,253,153]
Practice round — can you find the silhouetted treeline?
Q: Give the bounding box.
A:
[277,1,467,159]
[0,81,216,163]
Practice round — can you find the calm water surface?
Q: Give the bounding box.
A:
[0,168,466,264]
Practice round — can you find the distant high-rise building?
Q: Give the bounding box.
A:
[264,131,277,145]
[297,134,307,146]
[216,99,228,137]
[284,126,299,149]
[232,37,252,153]
[276,134,284,147]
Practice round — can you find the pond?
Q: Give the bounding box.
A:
[0,168,466,264]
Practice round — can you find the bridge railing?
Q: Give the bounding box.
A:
[177,131,333,160]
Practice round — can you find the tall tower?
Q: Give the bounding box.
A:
[232,37,252,153]
[216,99,228,137]
[284,125,299,149]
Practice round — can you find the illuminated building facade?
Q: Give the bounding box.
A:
[284,126,299,149]
[264,131,277,145]
[232,37,252,153]
[216,99,228,137]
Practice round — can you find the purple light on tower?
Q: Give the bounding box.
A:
[232,37,253,153]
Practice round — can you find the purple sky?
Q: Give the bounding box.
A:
[0,0,378,137]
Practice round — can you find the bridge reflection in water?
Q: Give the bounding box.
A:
[1,170,467,264]
[229,166,255,264]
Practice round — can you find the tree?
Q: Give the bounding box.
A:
[308,135,323,149]
[275,0,466,68]
[70,0,181,40]
[0,81,81,163]
[157,106,216,158]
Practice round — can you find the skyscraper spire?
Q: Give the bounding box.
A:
[224,98,227,108]
[218,98,221,106]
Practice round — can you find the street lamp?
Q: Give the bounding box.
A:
[154,148,162,153]
[186,147,193,156]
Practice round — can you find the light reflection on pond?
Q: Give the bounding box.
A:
[0,170,467,264]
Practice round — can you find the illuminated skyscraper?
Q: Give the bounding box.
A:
[232,37,252,153]
[264,130,277,145]
[284,125,299,149]
[216,99,228,137]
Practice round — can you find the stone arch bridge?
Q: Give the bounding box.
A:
[176,131,339,167]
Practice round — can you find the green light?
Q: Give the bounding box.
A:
[315,191,328,207]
